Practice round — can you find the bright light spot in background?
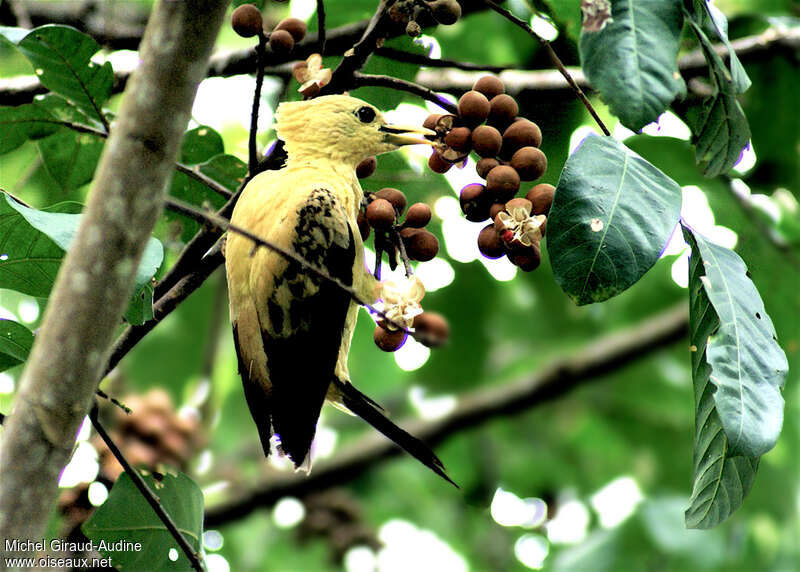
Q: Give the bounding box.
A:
[545,499,590,544]
[569,126,597,154]
[290,0,317,20]
[104,50,140,74]
[168,548,179,562]
[203,530,224,551]
[490,488,548,528]
[415,258,455,292]
[76,416,91,441]
[311,423,338,460]
[443,155,479,196]
[514,534,550,569]
[664,186,738,288]
[0,306,15,321]
[0,372,14,394]
[394,337,431,372]
[58,441,99,488]
[730,178,780,222]
[206,554,231,572]
[377,519,467,572]
[88,481,108,506]
[435,196,481,263]
[481,255,518,282]
[201,480,230,498]
[529,14,559,41]
[272,497,305,529]
[733,142,757,175]
[640,112,692,140]
[415,35,442,59]
[409,386,456,420]
[345,545,378,572]
[192,76,279,134]
[18,298,39,323]
[0,253,8,261]
[590,476,644,528]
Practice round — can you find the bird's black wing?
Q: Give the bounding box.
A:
[259,188,354,467]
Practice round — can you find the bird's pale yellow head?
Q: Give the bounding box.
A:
[275,95,433,165]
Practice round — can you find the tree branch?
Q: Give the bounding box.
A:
[352,72,458,113]
[205,303,689,525]
[375,46,507,73]
[0,0,229,548]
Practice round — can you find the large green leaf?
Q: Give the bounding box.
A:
[579,0,685,131]
[685,13,751,177]
[546,135,682,305]
[83,470,204,572]
[683,226,786,457]
[693,0,751,93]
[0,319,34,372]
[0,102,60,155]
[683,226,762,528]
[180,125,224,165]
[0,193,163,324]
[16,25,112,124]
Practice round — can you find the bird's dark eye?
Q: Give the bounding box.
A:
[356,106,376,123]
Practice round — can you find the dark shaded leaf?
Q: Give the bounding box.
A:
[0,319,34,372]
[83,470,204,572]
[180,125,224,165]
[547,135,682,305]
[0,102,60,155]
[579,0,685,130]
[695,0,751,93]
[17,25,113,123]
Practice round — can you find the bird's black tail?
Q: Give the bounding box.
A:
[333,379,458,488]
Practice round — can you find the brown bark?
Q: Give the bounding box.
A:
[0,0,229,550]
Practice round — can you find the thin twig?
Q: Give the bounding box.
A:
[375,46,506,73]
[316,0,327,54]
[483,0,611,136]
[393,227,413,277]
[249,33,268,176]
[352,72,458,114]
[89,405,206,572]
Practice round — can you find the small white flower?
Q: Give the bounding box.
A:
[378,276,425,330]
[497,206,546,247]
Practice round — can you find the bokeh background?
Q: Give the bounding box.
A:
[0,0,797,570]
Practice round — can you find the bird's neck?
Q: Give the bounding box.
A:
[284,157,363,218]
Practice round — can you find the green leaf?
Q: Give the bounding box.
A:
[683,226,787,457]
[547,135,682,305]
[694,0,751,93]
[0,319,34,372]
[0,101,60,155]
[685,13,751,177]
[180,125,224,165]
[683,226,761,529]
[579,0,685,131]
[0,193,163,324]
[83,470,204,572]
[0,26,30,45]
[17,25,112,123]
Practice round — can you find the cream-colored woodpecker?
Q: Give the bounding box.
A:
[225,95,455,485]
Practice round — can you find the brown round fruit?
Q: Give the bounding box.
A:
[473,76,505,100]
[505,197,532,213]
[458,90,490,126]
[275,17,307,42]
[478,224,505,259]
[501,119,542,159]
[374,325,407,352]
[471,125,502,158]
[487,94,518,130]
[486,165,520,201]
[444,127,472,152]
[476,157,500,179]
[356,156,377,179]
[405,203,432,228]
[375,188,406,215]
[366,198,395,229]
[413,312,450,347]
[231,4,263,38]
[404,230,439,261]
[511,243,541,272]
[357,212,370,241]
[428,151,452,174]
[510,146,547,181]
[460,183,490,222]
[430,0,462,25]
[489,202,506,220]
[269,29,295,55]
[423,113,442,131]
[525,183,556,216]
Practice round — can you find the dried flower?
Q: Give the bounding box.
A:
[378,276,425,330]
[293,54,331,96]
[496,203,546,247]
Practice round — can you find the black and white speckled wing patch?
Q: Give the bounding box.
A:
[260,188,355,466]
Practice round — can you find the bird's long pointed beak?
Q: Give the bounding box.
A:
[379,124,436,146]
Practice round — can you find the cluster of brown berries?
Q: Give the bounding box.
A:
[424,75,553,271]
[389,0,462,37]
[231,4,307,55]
